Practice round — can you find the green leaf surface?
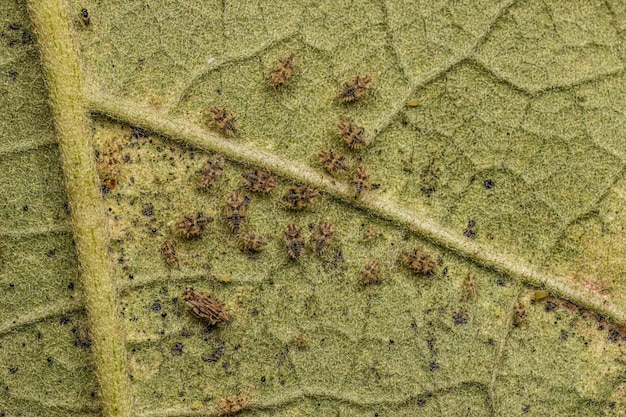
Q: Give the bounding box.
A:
[2,0,626,416]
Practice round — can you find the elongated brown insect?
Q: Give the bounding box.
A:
[240,233,267,253]
[338,75,372,102]
[199,154,225,189]
[513,300,527,327]
[337,120,366,149]
[270,53,295,87]
[176,212,213,238]
[360,259,382,285]
[318,149,349,174]
[282,186,319,210]
[284,223,304,259]
[183,287,231,325]
[242,170,277,194]
[311,221,334,255]
[401,246,436,276]
[352,165,370,198]
[210,106,237,136]
[225,192,250,233]
[80,8,90,26]
[160,241,179,268]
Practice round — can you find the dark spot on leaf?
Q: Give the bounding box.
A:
[453,311,468,325]
[464,228,475,239]
[172,342,183,356]
[151,301,162,311]
[484,179,494,189]
[59,317,71,325]
[429,361,439,371]
[142,203,154,216]
[8,367,17,374]
[496,279,506,287]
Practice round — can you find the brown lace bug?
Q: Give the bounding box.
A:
[338,75,372,102]
[318,149,350,174]
[311,221,334,255]
[282,187,319,210]
[284,224,305,259]
[160,241,179,268]
[240,233,267,253]
[199,154,225,189]
[270,53,295,87]
[225,192,250,233]
[242,170,277,194]
[352,165,370,198]
[182,288,230,325]
[176,212,213,238]
[401,246,436,276]
[210,106,237,136]
[80,8,90,26]
[360,259,382,285]
[337,120,366,149]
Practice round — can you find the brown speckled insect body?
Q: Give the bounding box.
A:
[337,120,366,149]
[462,273,476,299]
[80,8,90,25]
[240,233,267,253]
[338,75,372,102]
[217,395,250,415]
[282,187,319,210]
[513,300,527,327]
[318,149,349,174]
[225,192,250,233]
[199,154,225,189]
[284,223,305,259]
[311,221,334,255]
[352,165,370,198]
[270,53,295,87]
[362,227,377,242]
[160,241,179,268]
[183,288,231,325]
[360,259,382,285]
[210,106,237,136]
[242,170,277,194]
[401,247,436,276]
[176,212,213,238]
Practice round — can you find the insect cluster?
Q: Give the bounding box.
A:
[97,52,453,351]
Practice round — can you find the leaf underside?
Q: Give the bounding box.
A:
[1,0,626,416]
